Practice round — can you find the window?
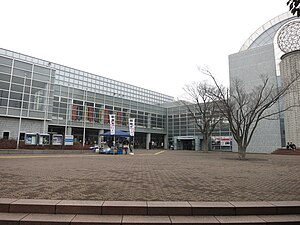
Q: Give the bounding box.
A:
[0,82,9,91]
[0,64,12,74]
[20,132,25,141]
[10,92,22,100]
[11,84,24,92]
[14,60,32,71]
[0,73,11,82]
[0,56,13,66]
[0,96,8,106]
[3,132,9,139]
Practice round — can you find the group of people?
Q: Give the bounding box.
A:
[122,138,133,154]
[105,138,134,154]
[286,142,297,150]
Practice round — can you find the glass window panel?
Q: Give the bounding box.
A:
[24,79,31,86]
[59,96,67,102]
[34,65,50,75]
[0,56,13,66]
[0,98,8,106]
[9,100,21,108]
[0,73,11,82]
[23,86,30,94]
[73,100,83,105]
[0,82,9,90]
[32,80,46,89]
[10,91,22,100]
[59,107,67,114]
[14,60,32,71]
[12,76,25,85]
[60,103,67,109]
[33,73,49,82]
[30,95,45,110]
[11,84,24,92]
[0,65,11,74]
[23,94,29,102]
[0,90,9,98]
[22,101,29,109]
[13,68,31,77]
[53,106,59,113]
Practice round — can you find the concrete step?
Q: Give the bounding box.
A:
[0,212,300,224]
[1,199,300,216]
[1,199,300,224]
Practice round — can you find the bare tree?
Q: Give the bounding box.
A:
[202,69,300,159]
[182,81,222,152]
[287,0,300,17]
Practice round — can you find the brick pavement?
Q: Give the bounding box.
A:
[0,150,299,201]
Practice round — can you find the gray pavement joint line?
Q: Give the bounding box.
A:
[154,150,165,155]
[19,213,30,222]
[69,214,77,223]
[8,199,18,213]
[214,215,221,224]
[267,201,278,215]
[227,201,237,216]
[55,200,63,214]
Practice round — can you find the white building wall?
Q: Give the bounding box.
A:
[0,117,44,139]
[229,44,282,153]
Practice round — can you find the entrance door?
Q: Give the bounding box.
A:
[180,139,194,150]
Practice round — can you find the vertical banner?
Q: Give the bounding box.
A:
[109,114,116,135]
[129,118,135,136]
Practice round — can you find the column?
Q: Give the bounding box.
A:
[195,137,200,151]
[67,127,72,136]
[98,129,104,145]
[164,134,168,150]
[146,133,151,150]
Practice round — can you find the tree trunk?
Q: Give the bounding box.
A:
[202,137,209,153]
[237,144,247,160]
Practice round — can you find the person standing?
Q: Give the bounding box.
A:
[123,139,129,154]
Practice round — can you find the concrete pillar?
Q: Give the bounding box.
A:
[195,137,200,151]
[147,114,151,128]
[98,129,104,145]
[173,137,178,150]
[164,134,168,150]
[146,133,151,150]
[67,127,72,135]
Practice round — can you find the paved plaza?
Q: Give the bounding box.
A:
[0,150,299,202]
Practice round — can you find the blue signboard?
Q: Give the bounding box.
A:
[64,135,74,145]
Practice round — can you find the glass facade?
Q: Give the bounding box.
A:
[0,48,230,150]
[0,49,174,106]
[166,102,231,150]
[0,48,170,148]
[239,12,296,52]
[0,54,55,120]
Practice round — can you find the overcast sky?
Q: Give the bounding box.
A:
[0,0,287,98]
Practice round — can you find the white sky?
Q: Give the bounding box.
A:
[0,0,287,99]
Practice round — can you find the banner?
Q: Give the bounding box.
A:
[129,118,135,136]
[109,114,116,135]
